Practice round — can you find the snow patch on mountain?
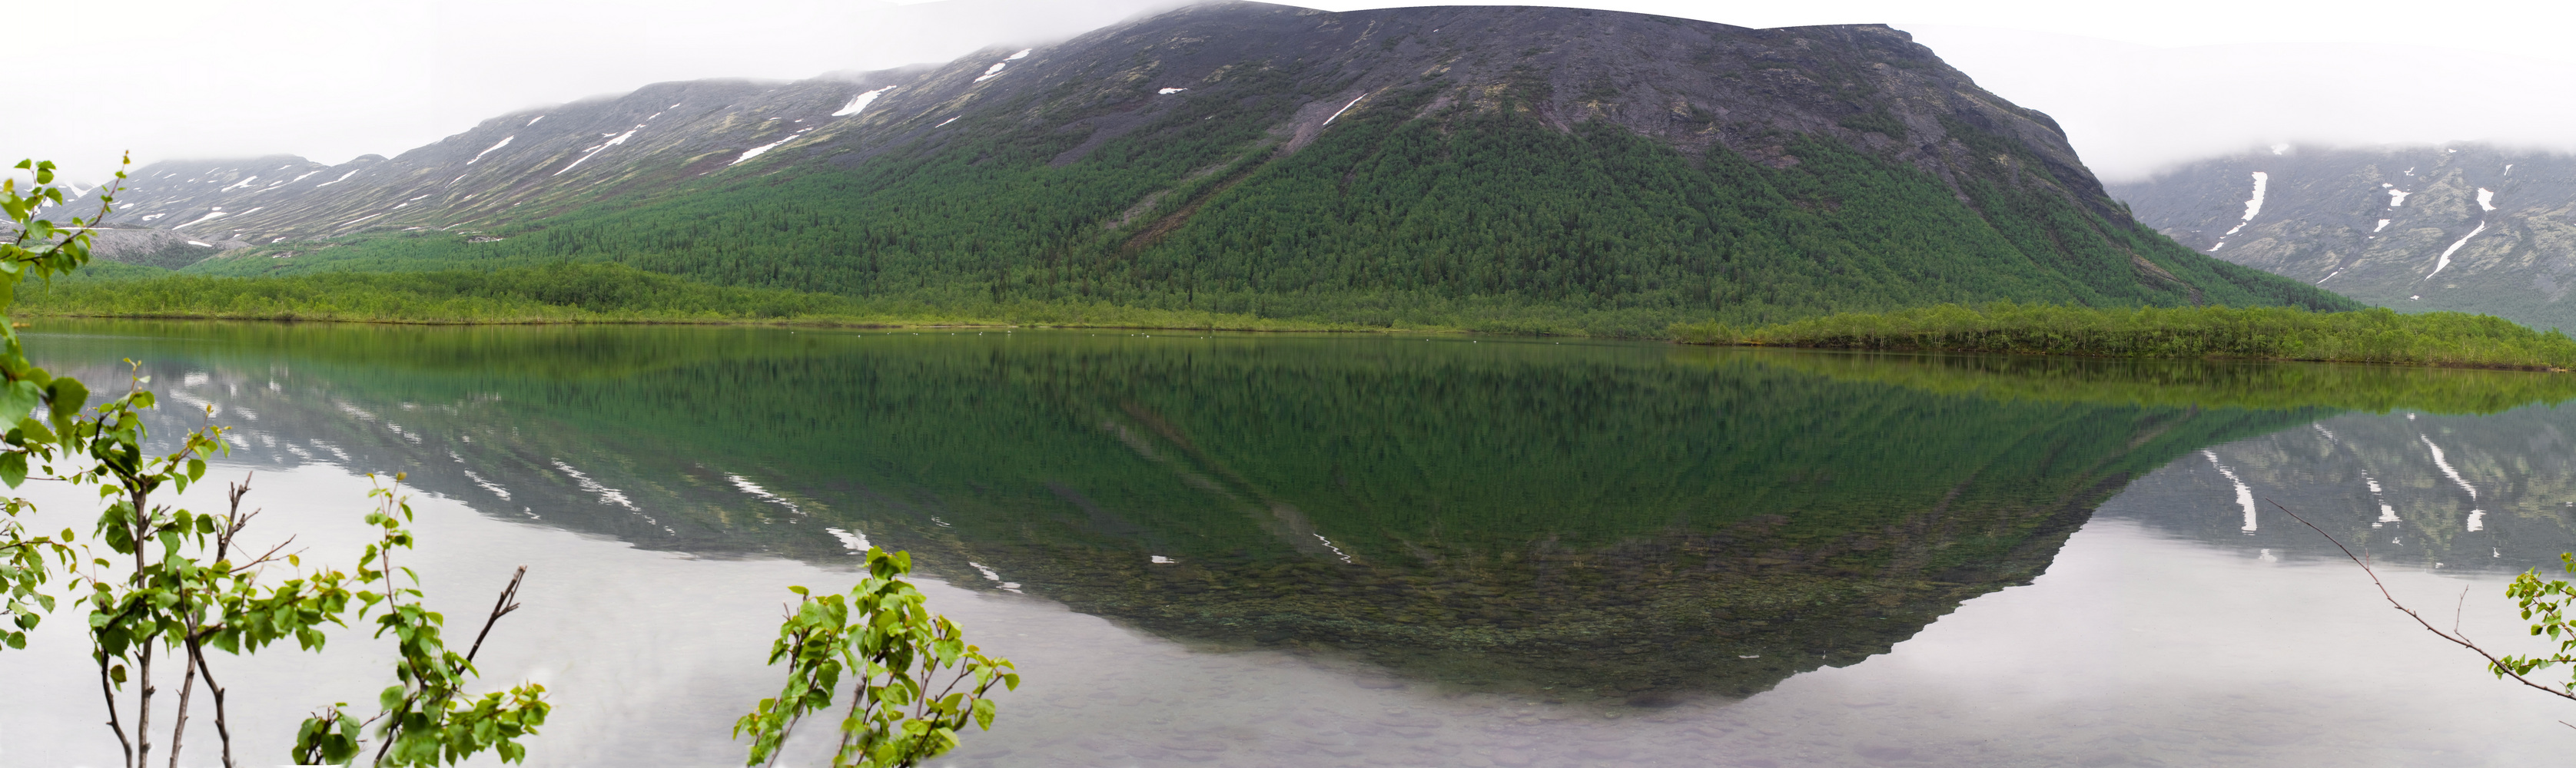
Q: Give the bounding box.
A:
[731,128,815,167]
[1323,94,1366,125]
[467,136,513,164]
[173,210,228,230]
[832,86,896,117]
[556,127,640,176]
[2428,221,2485,280]
[974,50,1031,83]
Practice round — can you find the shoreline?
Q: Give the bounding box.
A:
[8,310,1486,336]
[26,303,2576,374]
[1685,339,2575,372]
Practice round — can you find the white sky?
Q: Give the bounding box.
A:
[14,0,2576,183]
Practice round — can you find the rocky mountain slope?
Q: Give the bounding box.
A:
[48,2,2348,330]
[2111,144,2576,329]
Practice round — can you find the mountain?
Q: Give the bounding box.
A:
[2110,144,2576,330]
[50,2,2352,333]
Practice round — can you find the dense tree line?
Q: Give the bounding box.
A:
[1683,302,2576,370]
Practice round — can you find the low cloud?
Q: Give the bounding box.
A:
[1906,25,2576,180]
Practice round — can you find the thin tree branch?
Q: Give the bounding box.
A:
[98,651,132,767]
[217,475,253,559]
[2456,584,2472,637]
[463,566,527,668]
[130,483,156,768]
[232,537,296,570]
[834,666,869,760]
[2270,498,2576,703]
[167,636,198,768]
[186,635,236,768]
[760,625,817,768]
[198,473,252,768]
[375,566,532,765]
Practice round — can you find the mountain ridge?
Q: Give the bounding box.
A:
[2111,143,2576,329]
[43,2,2353,333]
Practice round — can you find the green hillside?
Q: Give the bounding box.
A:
[174,84,2354,336]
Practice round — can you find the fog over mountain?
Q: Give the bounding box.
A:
[1899,28,2576,182]
[14,0,2576,184]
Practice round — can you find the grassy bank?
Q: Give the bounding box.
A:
[40,269,2574,372]
[9,263,1395,333]
[1676,303,2576,370]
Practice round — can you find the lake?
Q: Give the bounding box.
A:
[2,320,2574,766]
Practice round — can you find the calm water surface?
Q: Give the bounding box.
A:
[2,321,2574,766]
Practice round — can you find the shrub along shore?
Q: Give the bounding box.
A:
[22,266,2576,371]
[1675,303,2576,371]
[8,263,1389,332]
[13,262,1708,336]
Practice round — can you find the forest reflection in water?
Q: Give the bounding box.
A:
[3,320,2574,766]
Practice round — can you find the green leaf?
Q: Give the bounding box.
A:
[15,417,53,445]
[0,380,39,423]
[45,378,85,427]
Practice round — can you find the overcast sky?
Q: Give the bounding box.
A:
[15,0,2576,183]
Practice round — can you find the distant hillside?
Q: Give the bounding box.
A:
[2111,144,2576,329]
[52,2,2352,334]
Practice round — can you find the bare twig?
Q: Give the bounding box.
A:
[2457,584,2472,637]
[167,642,197,768]
[199,472,254,768]
[2270,498,2576,703]
[217,475,254,558]
[463,566,527,668]
[233,537,297,571]
[98,653,132,766]
[186,637,236,768]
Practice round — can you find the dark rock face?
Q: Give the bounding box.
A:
[76,2,2113,262]
[2110,144,2576,329]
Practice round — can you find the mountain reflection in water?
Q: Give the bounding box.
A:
[32,321,2572,709]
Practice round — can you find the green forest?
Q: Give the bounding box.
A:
[138,77,2352,337]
